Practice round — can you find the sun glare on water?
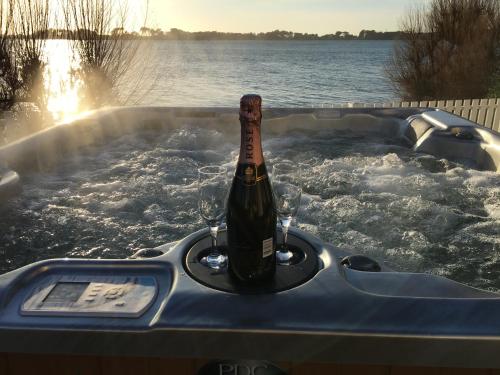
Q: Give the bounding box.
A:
[44,40,83,122]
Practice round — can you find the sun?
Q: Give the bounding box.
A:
[44,39,83,122]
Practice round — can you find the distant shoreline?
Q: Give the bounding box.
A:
[45,38,399,42]
[41,29,405,41]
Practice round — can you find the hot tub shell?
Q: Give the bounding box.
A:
[0,107,499,372]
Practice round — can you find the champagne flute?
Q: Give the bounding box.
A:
[271,162,302,265]
[198,165,229,269]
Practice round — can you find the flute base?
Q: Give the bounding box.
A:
[276,248,304,266]
[200,252,228,270]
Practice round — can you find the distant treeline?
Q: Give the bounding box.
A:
[39,28,404,41]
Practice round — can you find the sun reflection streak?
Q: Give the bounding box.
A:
[44,40,83,122]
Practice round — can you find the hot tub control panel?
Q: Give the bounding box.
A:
[21,274,158,318]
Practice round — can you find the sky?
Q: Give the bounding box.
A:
[139,0,430,35]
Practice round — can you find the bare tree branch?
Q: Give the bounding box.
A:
[62,0,146,109]
[0,0,18,109]
[387,0,500,100]
[13,0,50,108]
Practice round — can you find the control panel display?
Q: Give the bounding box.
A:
[21,275,158,318]
[43,282,89,304]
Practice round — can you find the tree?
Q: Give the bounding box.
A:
[13,0,50,110]
[489,70,500,97]
[0,0,50,110]
[0,0,18,109]
[140,26,151,37]
[151,28,163,37]
[62,0,146,109]
[111,27,125,37]
[387,0,500,101]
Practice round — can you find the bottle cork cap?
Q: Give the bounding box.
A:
[239,94,262,123]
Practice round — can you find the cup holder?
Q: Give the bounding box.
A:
[183,230,320,294]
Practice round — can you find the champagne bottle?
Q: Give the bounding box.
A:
[226,94,277,284]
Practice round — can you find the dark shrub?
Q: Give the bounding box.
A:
[387,0,500,100]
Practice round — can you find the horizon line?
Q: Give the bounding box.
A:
[41,28,402,36]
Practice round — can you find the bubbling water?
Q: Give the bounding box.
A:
[1,125,499,291]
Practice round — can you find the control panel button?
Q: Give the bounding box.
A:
[104,287,124,297]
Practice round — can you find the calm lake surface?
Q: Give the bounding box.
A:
[130,40,397,108]
[43,40,397,120]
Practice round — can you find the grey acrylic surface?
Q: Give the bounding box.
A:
[411,109,500,172]
[1,228,500,368]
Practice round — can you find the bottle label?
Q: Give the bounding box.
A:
[236,163,267,186]
[262,237,273,258]
[239,122,264,166]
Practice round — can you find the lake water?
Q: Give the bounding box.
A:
[44,40,397,121]
[131,40,397,107]
[129,40,397,108]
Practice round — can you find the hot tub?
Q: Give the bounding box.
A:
[0,107,499,373]
[0,107,498,285]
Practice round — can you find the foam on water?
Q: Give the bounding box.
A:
[1,125,499,291]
